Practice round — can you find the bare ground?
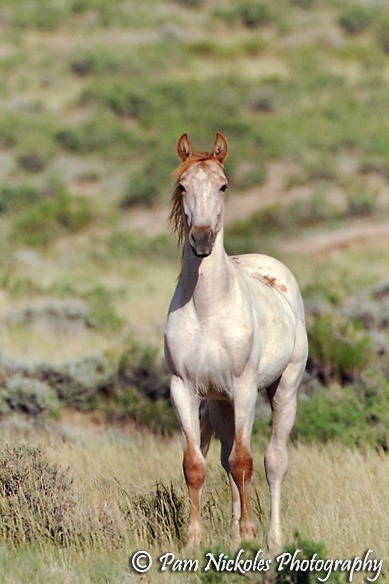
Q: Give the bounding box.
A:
[279,218,389,255]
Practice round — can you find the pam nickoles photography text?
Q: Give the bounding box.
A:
[130,547,384,582]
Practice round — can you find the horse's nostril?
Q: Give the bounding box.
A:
[189,231,196,245]
[190,227,213,242]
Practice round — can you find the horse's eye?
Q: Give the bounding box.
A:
[179,184,186,193]
[220,184,228,192]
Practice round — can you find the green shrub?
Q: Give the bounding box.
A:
[360,372,389,451]
[0,184,41,214]
[240,38,269,57]
[225,204,285,254]
[121,166,160,207]
[338,7,376,35]
[121,148,176,207]
[104,338,175,433]
[5,300,93,329]
[293,377,389,451]
[13,1,65,30]
[345,186,376,218]
[0,354,115,414]
[13,191,92,247]
[0,113,20,147]
[170,0,203,7]
[0,443,78,545]
[237,1,274,28]
[3,276,42,298]
[289,0,315,8]
[217,1,275,28]
[230,159,266,190]
[83,286,123,332]
[2,376,61,418]
[107,232,177,261]
[56,112,134,154]
[277,531,347,583]
[0,442,124,547]
[103,386,178,435]
[308,313,371,384]
[377,17,389,54]
[70,45,132,77]
[71,0,146,27]
[36,355,114,411]
[0,112,57,153]
[16,133,55,173]
[335,43,385,71]
[118,337,160,374]
[81,79,152,119]
[70,0,96,14]
[2,111,57,174]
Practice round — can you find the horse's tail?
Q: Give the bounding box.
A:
[200,399,214,457]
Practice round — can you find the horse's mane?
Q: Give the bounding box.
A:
[169,152,223,245]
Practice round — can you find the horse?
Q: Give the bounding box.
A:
[164,133,308,552]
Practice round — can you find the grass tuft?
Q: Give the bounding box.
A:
[134,482,186,547]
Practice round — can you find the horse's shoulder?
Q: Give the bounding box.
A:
[230,254,289,290]
[230,253,304,315]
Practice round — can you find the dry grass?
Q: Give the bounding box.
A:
[0,324,116,364]
[0,419,386,583]
[280,442,388,559]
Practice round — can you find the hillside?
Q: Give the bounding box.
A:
[0,0,387,336]
[0,0,388,442]
[0,1,388,581]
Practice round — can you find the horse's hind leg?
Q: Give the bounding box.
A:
[265,352,306,553]
[208,400,241,544]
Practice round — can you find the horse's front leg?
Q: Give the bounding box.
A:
[170,375,205,546]
[229,376,258,541]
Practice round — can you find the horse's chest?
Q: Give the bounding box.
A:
[165,312,253,391]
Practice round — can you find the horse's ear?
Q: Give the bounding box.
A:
[177,134,193,161]
[212,132,228,163]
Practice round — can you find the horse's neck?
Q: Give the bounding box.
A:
[180,233,234,315]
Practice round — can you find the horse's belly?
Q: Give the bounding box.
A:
[256,314,296,388]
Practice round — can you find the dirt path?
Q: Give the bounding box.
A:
[278,219,389,255]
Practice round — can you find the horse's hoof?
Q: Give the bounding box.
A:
[187,524,202,548]
[240,521,257,541]
[267,528,283,556]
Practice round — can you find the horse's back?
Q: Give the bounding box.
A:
[230,253,305,321]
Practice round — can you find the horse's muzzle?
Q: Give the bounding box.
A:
[189,226,215,258]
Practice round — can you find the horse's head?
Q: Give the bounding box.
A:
[171,133,228,258]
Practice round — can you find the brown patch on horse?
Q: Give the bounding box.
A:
[229,435,257,537]
[229,437,254,487]
[263,275,288,293]
[183,440,206,491]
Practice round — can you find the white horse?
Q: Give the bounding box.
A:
[164,133,308,552]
